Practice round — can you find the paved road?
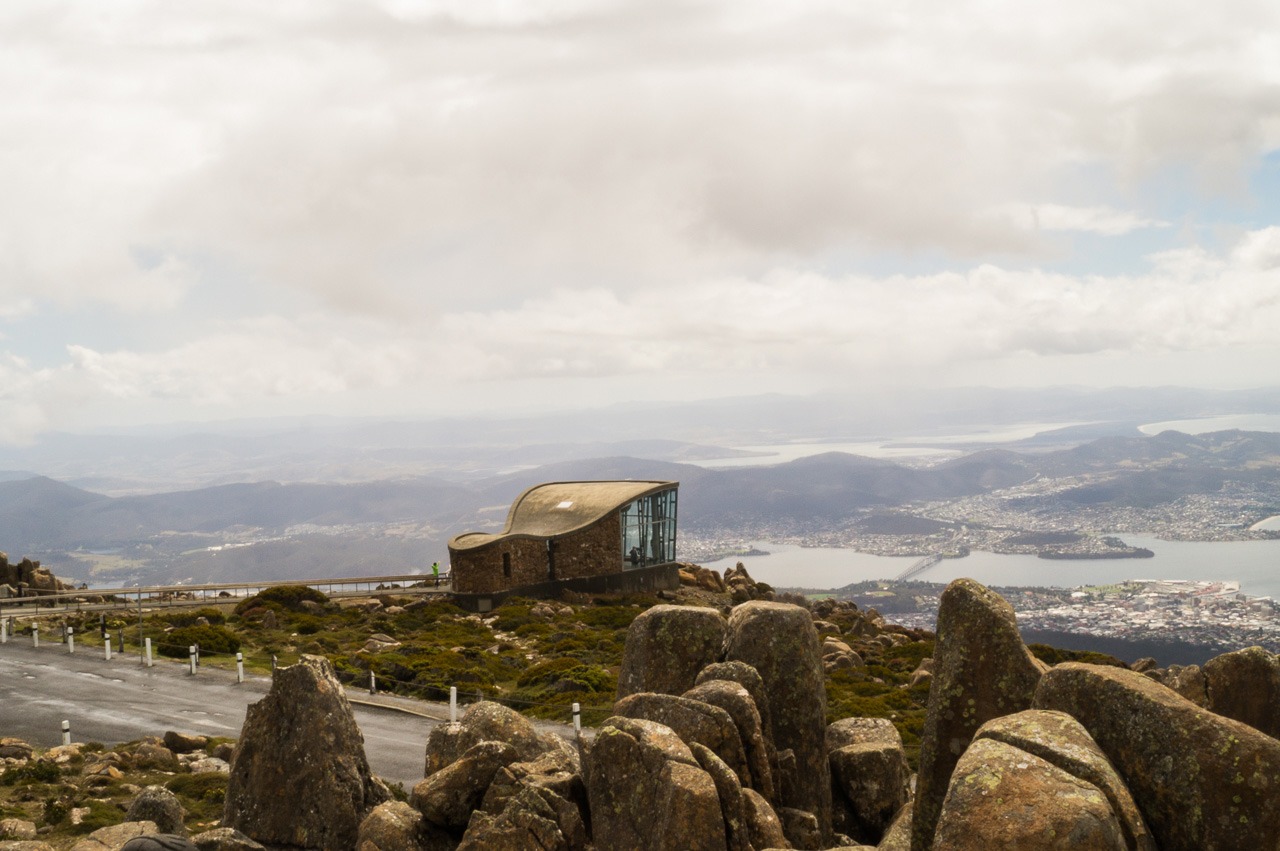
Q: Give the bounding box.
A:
[0,639,448,789]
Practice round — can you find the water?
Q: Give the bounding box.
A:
[1139,414,1280,435]
[705,536,1280,599]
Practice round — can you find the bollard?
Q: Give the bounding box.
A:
[118,630,124,653]
[189,645,197,675]
[105,638,112,662]
[61,720,70,746]
[144,637,153,667]
[194,643,200,668]
[572,702,581,735]
[67,627,74,654]
[236,652,244,683]
[450,686,458,724]
[100,614,107,640]
[369,670,377,695]
[1,617,6,644]
[33,624,39,648]
[271,655,277,673]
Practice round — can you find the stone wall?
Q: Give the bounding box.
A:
[451,514,624,594]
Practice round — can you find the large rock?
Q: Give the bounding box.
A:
[617,605,728,699]
[458,784,588,851]
[684,679,776,801]
[1034,661,1280,850]
[356,800,450,851]
[189,828,266,850]
[411,741,520,830]
[696,661,775,745]
[912,578,1045,851]
[614,692,751,789]
[1160,664,1208,706]
[690,743,751,851]
[1202,645,1280,738]
[973,710,1153,851]
[424,701,559,776]
[69,822,157,851]
[223,655,389,851]
[740,788,788,851]
[826,716,903,752]
[724,601,829,841]
[125,786,187,836]
[586,716,727,851]
[933,738,1128,850]
[829,742,910,845]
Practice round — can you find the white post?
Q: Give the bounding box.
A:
[144,637,153,667]
[236,652,244,683]
[369,670,377,695]
[61,720,70,746]
[33,624,39,648]
[104,638,112,661]
[1,618,6,644]
[188,645,197,675]
[572,702,581,736]
[450,686,458,724]
[67,627,74,654]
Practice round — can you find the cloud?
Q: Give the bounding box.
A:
[997,204,1171,235]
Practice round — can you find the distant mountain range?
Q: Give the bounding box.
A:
[2,428,1277,587]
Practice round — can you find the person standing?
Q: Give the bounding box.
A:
[431,561,440,587]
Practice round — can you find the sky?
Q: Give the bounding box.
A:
[1,0,1279,444]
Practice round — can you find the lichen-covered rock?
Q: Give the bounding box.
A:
[0,841,57,851]
[617,605,728,699]
[684,678,775,801]
[0,739,34,760]
[1160,663,1208,706]
[223,655,389,851]
[973,710,1153,851]
[189,827,266,850]
[68,821,157,851]
[356,801,425,851]
[829,742,910,845]
[826,717,902,752]
[740,788,788,851]
[0,820,37,841]
[614,692,751,789]
[725,602,829,841]
[423,700,558,776]
[878,801,913,851]
[912,578,1045,851]
[1202,645,1280,739]
[125,786,187,836]
[1034,661,1280,851]
[690,743,751,851]
[162,732,209,755]
[933,738,1127,850]
[478,748,586,821]
[458,784,588,851]
[411,740,520,830]
[586,716,726,851]
[776,806,821,850]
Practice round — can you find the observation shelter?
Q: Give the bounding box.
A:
[447,480,680,608]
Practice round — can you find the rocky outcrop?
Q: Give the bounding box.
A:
[0,553,69,595]
[613,692,751,789]
[696,661,775,746]
[586,716,727,851]
[1034,661,1280,850]
[933,737,1128,849]
[424,700,569,777]
[617,605,728,699]
[458,783,589,851]
[190,827,266,850]
[69,821,157,851]
[968,710,1153,850]
[411,741,521,831]
[223,655,389,851]
[723,563,775,603]
[725,601,830,843]
[684,678,776,801]
[829,742,910,845]
[1159,663,1208,706]
[1202,645,1280,738]
[912,578,1045,851]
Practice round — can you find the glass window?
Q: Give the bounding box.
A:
[620,487,677,569]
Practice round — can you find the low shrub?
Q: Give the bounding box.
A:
[158,624,241,658]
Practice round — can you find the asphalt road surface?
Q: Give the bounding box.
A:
[0,638,449,789]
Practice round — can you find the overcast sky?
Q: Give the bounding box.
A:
[1,0,1278,443]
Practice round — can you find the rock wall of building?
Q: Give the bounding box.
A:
[450,514,623,594]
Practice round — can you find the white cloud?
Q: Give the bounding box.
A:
[998,204,1170,236]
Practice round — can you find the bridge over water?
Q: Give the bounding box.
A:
[894,553,943,582]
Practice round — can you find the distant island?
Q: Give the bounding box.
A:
[1037,547,1154,560]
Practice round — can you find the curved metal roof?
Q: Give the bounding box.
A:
[448,480,677,552]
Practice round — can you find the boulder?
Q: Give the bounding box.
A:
[912,578,1045,851]
[933,738,1128,850]
[776,807,822,850]
[355,801,420,850]
[696,661,776,745]
[0,820,36,841]
[189,828,266,850]
[684,679,776,801]
[829,743,910,845]
[411,741,520,831]
[586,716,727,851]
[1160,664,1207,707]
[724,602,830,841]
[973,710,1153,851]
[0,842,56,851]
[223,655,389,851]
[125,786,187,836]
[1034,661,1280,850]
[68,821,157,851]
[690,744,751,851]
[162,732,209,755]
[877,801,913,851]
[1202,645,1280,738]
[458,784,588,851]
[826,717,902,752]
[614,692,751,788]
[616,605,728,699]
[740,788,788,851]
[0,739,33,760]
[424,701,559,776]
[130,743,179,772]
